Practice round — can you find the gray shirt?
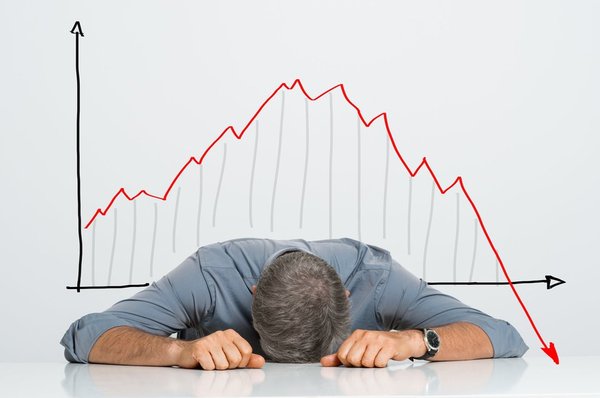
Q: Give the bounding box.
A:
[61,238,529,362]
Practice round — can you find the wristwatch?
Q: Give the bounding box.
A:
[411,328,440,361]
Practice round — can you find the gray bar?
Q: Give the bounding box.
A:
[129,201,137,283]
[249,121,259,228]
[107,208,118,285]
[299,99,310,229]
[213,144,228,227]
[270,91,285,232]
[422,182,435,280]
[172,187,181,253]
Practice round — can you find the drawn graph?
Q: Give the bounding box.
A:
[67,22,560,363]
[77,84,513,288]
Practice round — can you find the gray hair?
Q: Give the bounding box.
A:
[252,251,351,363]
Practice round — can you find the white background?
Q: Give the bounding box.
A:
[0,0,598,362]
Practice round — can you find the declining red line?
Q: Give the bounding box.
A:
[84,79,558,363]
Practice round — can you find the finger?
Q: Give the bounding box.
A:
[373,347,395,368]
[336,341,356,367]
[193,349,215,370]
[336,330,363,366]
[222,342,243,369]
[231,336,254,368]
[247,353,265,369]
[209,345,229,370]
[320,353,342,367]
[346,340,368,367]
[360,344,383,368]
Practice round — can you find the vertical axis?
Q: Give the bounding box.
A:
[71,21,84,292]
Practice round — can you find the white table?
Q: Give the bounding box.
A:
[1,356,598,397]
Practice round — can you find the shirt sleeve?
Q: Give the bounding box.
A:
[376,259,529,358]
[60,251,213,363]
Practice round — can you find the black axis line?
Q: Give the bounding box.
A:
[67,283,150,290]
[67,21,150,292]
[428,275,566,290]
[70,21,84,293]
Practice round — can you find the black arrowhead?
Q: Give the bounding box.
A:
[545,275,566,290]
[70,21,84,37]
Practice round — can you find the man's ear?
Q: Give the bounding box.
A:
[345,289,351,298]
[251,285,257,295]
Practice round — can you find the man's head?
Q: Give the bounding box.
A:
[251,251,351,363]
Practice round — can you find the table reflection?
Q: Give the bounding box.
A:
[62,358,526,397]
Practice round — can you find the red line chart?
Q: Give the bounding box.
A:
[83,78,559,364]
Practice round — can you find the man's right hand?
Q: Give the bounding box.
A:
[175,329,265,370]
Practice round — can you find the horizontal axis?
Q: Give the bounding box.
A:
[66,283,150,290]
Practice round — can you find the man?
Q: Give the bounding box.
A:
[61,238,528,369]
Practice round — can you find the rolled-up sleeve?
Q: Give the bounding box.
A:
[60,251,212,363]
[377,260,529,358]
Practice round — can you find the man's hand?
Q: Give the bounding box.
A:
[320,329,425,368]
[176,329,265,370]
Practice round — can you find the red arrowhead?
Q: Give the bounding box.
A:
[541,342,559,364]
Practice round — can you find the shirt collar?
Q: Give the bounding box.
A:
[263,246,314,268]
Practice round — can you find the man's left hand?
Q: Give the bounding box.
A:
[320,329,426,368]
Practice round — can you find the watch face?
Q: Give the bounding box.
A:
[426,330,440,349]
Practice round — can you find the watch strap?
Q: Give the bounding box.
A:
[410,328,440,361]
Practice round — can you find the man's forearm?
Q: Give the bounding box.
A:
[320,322,495,367]
[88,326,184,366]
[425,322,494,361]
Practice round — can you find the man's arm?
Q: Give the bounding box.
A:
[376,259,529,359]
[321,253,527,367]
[421,322,494,361]
[62,251,265,369]
[61,252,209,363]
[88,326,181,366]
[89,326,265,369]
[321,322,492,367]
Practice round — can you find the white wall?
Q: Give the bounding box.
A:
[0,0,598,362]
